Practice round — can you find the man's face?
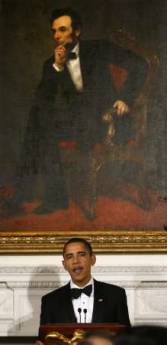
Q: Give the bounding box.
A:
[51,15,80,49]
[63,242,96,287]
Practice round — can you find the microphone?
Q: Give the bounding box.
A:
[77,308,82,323]
[83,308,87,323]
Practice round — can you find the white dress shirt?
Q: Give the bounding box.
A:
[70,277,94,323]
[53,43,83,91]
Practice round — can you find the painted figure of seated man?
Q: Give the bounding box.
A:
[4,7,147,216]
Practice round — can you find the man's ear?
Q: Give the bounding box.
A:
[91,254,96,266]
[62,260,66,271]
[75,29,81,38]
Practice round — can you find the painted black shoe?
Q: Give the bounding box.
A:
[0,199,25,218]
[34,202,68,215]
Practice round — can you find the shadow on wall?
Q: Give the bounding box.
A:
[7,268,61,337]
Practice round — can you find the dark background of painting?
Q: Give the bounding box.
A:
[0,0,167,195]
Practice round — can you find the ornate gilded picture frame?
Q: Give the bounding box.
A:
[0,0,167,253]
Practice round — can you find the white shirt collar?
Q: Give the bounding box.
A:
[71,42,80,57]
[70,277,93,289]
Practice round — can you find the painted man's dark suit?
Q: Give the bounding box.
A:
[39,279,130,327]
[18,40,147,210]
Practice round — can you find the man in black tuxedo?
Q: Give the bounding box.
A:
[36,237,130,345]
[8,7,147,215]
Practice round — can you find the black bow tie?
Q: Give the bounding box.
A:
[68,52,77,60]
[71,285,92,299]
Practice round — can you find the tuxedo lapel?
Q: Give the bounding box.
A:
[92,280,106,322]
[61,283,76,322]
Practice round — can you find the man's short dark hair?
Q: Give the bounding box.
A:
[63,237,93,257]
[50,7,82,31]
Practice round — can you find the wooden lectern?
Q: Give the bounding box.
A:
[39,323,126,345]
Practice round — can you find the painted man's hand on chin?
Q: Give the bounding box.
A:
[113,100,129,116]
[54,45,67,69]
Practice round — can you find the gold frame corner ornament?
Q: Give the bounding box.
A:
[0,229,167,254]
